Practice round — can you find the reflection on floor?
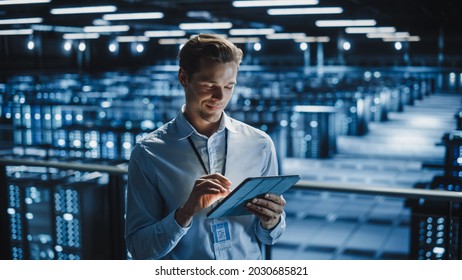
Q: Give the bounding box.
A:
[274,93,460,260]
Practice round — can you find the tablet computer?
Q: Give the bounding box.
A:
[207,175,301,219]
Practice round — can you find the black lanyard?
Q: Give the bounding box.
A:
[187,129,228,176]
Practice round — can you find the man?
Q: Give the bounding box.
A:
[125,34,286,260]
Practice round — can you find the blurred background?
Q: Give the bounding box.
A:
[1,0,461,260]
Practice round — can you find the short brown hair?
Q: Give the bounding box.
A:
[178,34,243,78]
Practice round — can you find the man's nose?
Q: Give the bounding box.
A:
[211,87,224,100]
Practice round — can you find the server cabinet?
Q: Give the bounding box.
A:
[408,177,462,259]
[1,169,111,259]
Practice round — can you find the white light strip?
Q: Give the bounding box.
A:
[179,22,232,30]
[366,32,410,39]
[63,33,100,40]
[383,36,420,42]
[233,0,318,7]
[295,36,330,43]
[229,28,275,35]
[0,0,51,5]
[32,24,84,33]
[345,27,396,34]
[116,36,150,42]
[51,6,117,15]
[0,28,33,35]
[315,19,376,27]
[0,17,43,25]
[83,25,130,33]
[103,12,164,21]
[266,32,306,40]
[158,38,189,45]
[268,7,343,15]
[227,37,260,43]
[144,30,186,37]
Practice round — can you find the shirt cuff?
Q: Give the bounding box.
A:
[255,212,286,245]
[165,209,191,237]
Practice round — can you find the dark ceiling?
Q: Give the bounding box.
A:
[1,0,461,70]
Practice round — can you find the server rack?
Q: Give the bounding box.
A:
[1,166,112,259]
[408,176,462,259]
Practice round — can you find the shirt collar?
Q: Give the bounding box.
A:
[176,105,238,141]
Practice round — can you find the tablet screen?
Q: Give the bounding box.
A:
[207,175,300,219]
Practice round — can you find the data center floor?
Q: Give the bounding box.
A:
[274,92,460,260]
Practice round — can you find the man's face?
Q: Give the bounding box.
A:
[180,59,238,125]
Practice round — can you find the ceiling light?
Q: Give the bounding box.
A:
[233,0,318,7]
[63,33,100,40]
[342,41,351,51]
[116,36,150,42]
[158,38,189,45]
[0,29,33,35]
[27,40,35,50]
[103,12,164,21]
[383,36,420,42]
[78,42,86,52]
[83,25,130,33]
[295,36,330,43]
[229,28,275,35]
[51,6,117,15]
[315,20,376,27]
[266,33,306,40]
[144,30,186,37]
[0,0,51,5]
[63,41,72,51]
[366,32,410,39]
[268,7,343,15]
[345,27,396,34]
[227,37,260,43]
[179,22,232,30]
[0,18,43,25]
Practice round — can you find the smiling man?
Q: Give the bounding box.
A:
[125,34,286,260]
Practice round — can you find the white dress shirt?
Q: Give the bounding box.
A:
[125,109,285,259]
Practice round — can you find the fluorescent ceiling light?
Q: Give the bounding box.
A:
[227,37,260,43]
[179,22,232,30]
[0,17,43,25]
[345,27,396,34]
[51,6,117,15]
[0,28,33,35]
[266,32,306,40]
[0,0,51,5]
[83,25,130,33]
[32,24,84,33]
[383,36,420,42]
[63,33,100,40]
[158,38,189,45]
[229,28,275,35]
[366,32,410,39]
[268,7,343,15]
[103,12,164,21]
[233,0,318,7]
[315,20,376,27]
[116,36,150,42]
[144,30,186,37]
[295,36,330,43]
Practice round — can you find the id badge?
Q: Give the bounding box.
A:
[210,218,232,259]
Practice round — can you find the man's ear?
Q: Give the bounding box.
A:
[178,68,187,87]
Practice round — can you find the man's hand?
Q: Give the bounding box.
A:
[246,193,286,229]
[175,173,232,227]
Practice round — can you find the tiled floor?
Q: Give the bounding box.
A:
[272,93,460,260]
